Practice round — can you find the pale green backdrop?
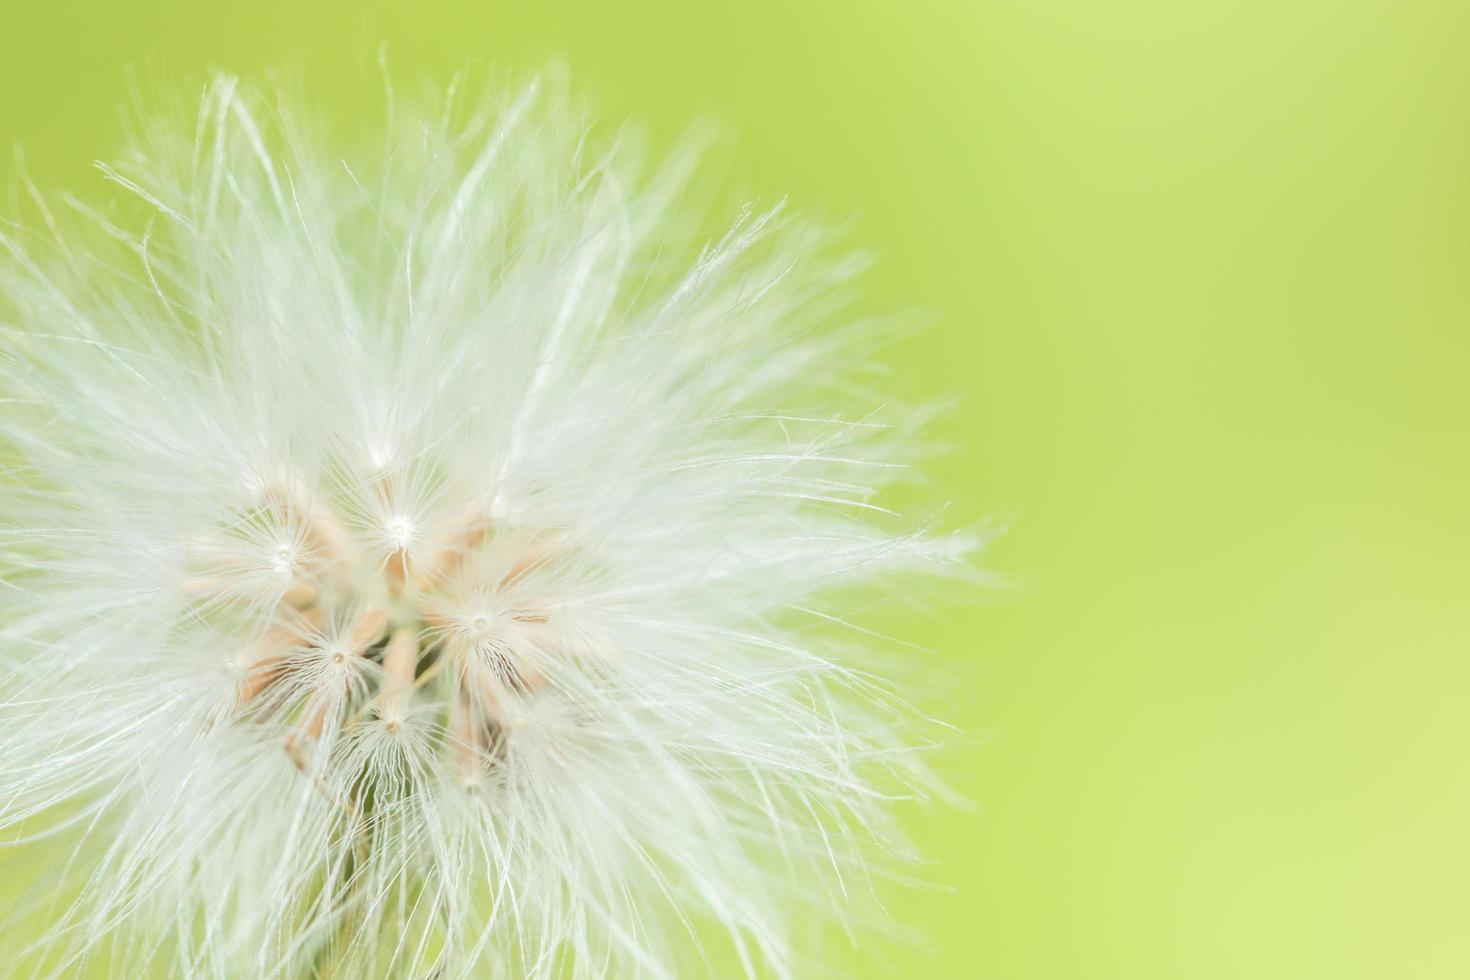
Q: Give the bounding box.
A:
[3,2,1468,978]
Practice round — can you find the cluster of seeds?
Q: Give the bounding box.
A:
[190,473,566,805]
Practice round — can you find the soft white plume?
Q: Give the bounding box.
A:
[0,70,974,978]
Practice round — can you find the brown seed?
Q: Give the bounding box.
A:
[234,607,326,709]
[283,696,328,770]
[347,607,388,653]
[500,534,562,587]
[280,579,318,608]
[237,656,285,706]
[413,514,490,590]
[450,692,480,783]
[385,549,409,596]
[380,627,419,724]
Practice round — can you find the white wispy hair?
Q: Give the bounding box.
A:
[0,69,975,978]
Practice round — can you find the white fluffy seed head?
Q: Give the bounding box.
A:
[0,70,977,978]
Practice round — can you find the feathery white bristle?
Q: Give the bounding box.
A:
[0,70,976,978]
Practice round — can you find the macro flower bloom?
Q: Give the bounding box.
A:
[0,72,973,978]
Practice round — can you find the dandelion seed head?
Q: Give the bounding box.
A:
[0,68,979,978]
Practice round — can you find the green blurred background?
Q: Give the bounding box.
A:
[3,1,1468,977]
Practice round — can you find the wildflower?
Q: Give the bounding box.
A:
[0,71,972,977]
